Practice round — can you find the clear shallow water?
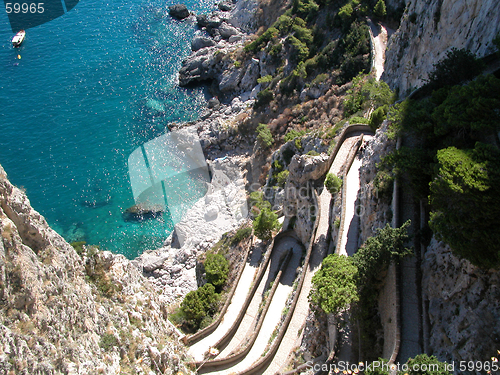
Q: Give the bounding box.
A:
[0,0,215,258]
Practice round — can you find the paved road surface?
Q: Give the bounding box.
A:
[189,247,262,361]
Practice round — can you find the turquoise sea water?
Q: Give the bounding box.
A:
[0,0,215,258]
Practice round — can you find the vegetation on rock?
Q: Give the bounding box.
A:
[399,354,452,375]
[253,207,280,240]
[373,0,386,18]
[180,283,220,331]
[425,48,484,90]
[429,144,500,269]
[309,254,359,315]
[256,123,274,148]
[384,70,500,268]
[324,172,342,195]
[204,253,229,289]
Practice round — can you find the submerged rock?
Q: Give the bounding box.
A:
[123,204,163,222]
[168,4,190,19]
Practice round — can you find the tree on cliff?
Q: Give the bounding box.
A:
[252,207,280,240]
[426,48,484,89]
[204,253,229,289]
[374,0,386,18]
[324,173,342,195]
[309,254,359,315]
[429,143,500,269]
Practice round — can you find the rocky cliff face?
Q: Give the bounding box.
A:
[356,123,395,244]
[0,165,190,374]
[383,0,500,95]
[422,237,500,365]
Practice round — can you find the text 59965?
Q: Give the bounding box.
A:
[5,3,45,13]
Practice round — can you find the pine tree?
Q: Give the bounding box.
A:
[374,0,386,18]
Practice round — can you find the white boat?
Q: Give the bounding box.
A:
[12,30,25,47]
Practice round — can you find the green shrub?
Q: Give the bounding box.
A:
[334,218,340,228]
[244,27,279,53]
[324,173,342,195]
[349,116,369,124]
[369,105,388,130]
[401,354,452,375]
[100,333,119,352]
[426,48,484,89]
[374,170,394,199]
[338,22,371,82]
[292,0,319,20]
[287,35,310,62]
[181,283,219,330]
[268,43,282,57]
[256,123,274,148]
[257,75,273,84]
[344,74,394,116]
[429,144,500,269]
[311,73,329,85]
[231,226,253,244]
[253,207,280,240]
[309,254,359,315]
[71,241,86,256]
[204,253,229,289]
[255,88,274,109]
[292,24,314,44]
[275,14,293,34]
[353,221,412,286]
[373,0,387,18]
[249,191,272,213]
[284,129,306,142]
[277,170,289,187]
[338,3,354,26]
[307,150,319,156]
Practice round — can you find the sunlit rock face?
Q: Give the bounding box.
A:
[0,164,189,374]
[383,0,500,95]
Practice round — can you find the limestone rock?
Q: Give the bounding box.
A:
[168,4,190,20]
[218,22,239,39]
[239,58,260,92]
[288,154,329,185]
[0,164,190,374]
[191,35,216,51]
[218,1,233,11]
[383,0,500,95]
[228,0,259,31]
[219,67,244,92]
[422,237,500,365]
[196,13,222,29]
[178,47,221,86]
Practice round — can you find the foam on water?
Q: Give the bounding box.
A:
[0,0,215,258]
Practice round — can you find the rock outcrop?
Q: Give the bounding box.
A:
[383,0,500,95]
[0,165,190,374]
[422,237,500,365]
[356,122,396,244]
[168,4,190,20]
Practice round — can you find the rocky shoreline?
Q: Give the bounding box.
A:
[131,0,265,303]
